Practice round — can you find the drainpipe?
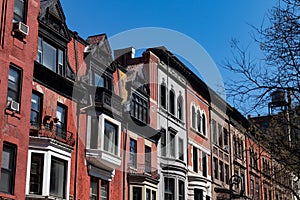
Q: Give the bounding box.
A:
[122,122,128,200]
[73,31,79,200]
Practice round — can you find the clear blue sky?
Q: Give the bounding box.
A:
[60,0,276,101]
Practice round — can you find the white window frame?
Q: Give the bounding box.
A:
[26,149,71,199]
[86,114,121,157]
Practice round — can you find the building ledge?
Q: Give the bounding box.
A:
[86,149,121,171]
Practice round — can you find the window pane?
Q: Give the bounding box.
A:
[104,120,118,155]
[29,153,44,194]
[0,143,16,194]
[202,153,207,177]
[94,73,104,87]
[100,180,108,200]
[179,180,185,200]
[169,90,175,115]
[194,189,203,200]
[164,178,174,200]
[178,138,184,161]
[161,131,166,156]
[145,146,151,173]
[7,67,21,102]
[56,104,67,138]
[50,157,66,198]
[14,0,25,22]
[133,187,142,200]
[193,147,198,172]
[160,84,166,109]
[90,177,98,200]
[152,190,156,200]
[30,92,42,125]
[202,114,206,134]
[170,133,175,157]
[146,189,151,200]
[43,41,57,72]
[129,139,137,168]
[90,117,99,149]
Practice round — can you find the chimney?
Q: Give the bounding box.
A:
[114,47,135,66]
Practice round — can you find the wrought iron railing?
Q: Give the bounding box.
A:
[127,163,159,180]
[30,121,75,146]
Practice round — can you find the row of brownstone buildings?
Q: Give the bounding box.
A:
[0,0,295,199]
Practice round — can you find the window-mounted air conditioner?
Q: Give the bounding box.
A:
[7,100,20,112]
[14,21,29,36]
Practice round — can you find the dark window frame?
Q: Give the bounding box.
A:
[7,65,22,107]
[30,91,43,126]
[131,92,149,124]
[100,180,108,200]
[0,142,17,195]
[37,36,66,77]
[129,138,137,168]
[202,152,207,177]
[160,82,166,109]
[145,146,151,173]
[29,153,44,195]
[169,89,175,115]
[164,177,175,200]
[90,177,99,200]
[177,94,183,120]
[13,0,28,23]
[193,146,198,173]
[56,103,67,139]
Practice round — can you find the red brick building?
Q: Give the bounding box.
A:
[0,0,39,199]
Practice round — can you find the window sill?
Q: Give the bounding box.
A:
[190,127,207,140]
[0,192,15,200]
[5,108,21,119]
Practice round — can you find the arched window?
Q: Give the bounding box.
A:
[160,81,166,109]
[177,95,183,120]
[202,113,206,135]
[169,89,175,115]
[197,110,201,132]
[191,105,196,128]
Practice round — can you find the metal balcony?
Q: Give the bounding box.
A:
[127,163,160,181]
[29,122,75,147]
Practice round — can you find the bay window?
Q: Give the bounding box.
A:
[37,37,65,76]
[50,157,67,198]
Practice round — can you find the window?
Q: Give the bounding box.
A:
[202,152,207,177]
[133,187,142,200]
[29,153,44,194]
[90,117,99,149]
[7,65,22,105]
[103,120,118,155]
[193,147,198,172]
[37,37,65,76]
[178,180,185,200]
[146,189,151,200]
[145,146,151,173]
[202,113,206,135]
[100,180,108,200]
[90,177,98,200]
[164,178,174,200]
[213,157,218,179]
[177,95,183,120]
[169,133,175,158]
[30,92,42,126]
[250,179,254,197]
[218,124,223,147]
[225,164,229,184]
[255,181,260,199]
[191,105,196,129]
[160,81,166,109]
[161,130,166,156]
[50,156,67,198]
[93,71,112,90]
[13,0,27,22]
[131,93,149,124]
[264,187,268,200]
[223,128,228,146]
[152,190,156,200]
[197,110,201,132]
[0,143,16,194]
[56,104,67,139]
[129,139,137,168]
[194,189,203,200]
[178,138,184,161]
[219,160,224,182]
[169,89,175,115]
[211,119,217,144]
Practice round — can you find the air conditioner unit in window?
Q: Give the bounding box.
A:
[7,100,20,112]
[14,21,29,36]
[223,145,229,152]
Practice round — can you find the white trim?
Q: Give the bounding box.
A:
[188,140,211,155]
